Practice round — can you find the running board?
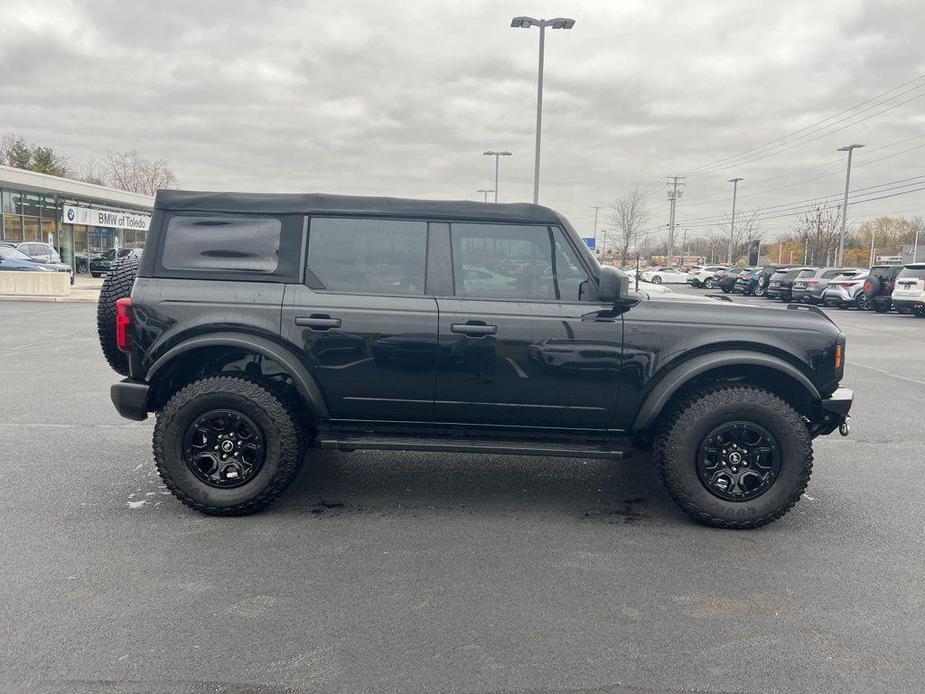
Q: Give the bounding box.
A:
[317,434,632,460]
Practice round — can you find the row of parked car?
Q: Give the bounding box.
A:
[678,262,925,316]
[0,241,74,284]
[0,242,143,283]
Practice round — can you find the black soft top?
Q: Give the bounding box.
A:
[154,190,560,225]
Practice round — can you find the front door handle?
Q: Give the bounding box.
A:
[450,322,497,337]
[295,315,342,330]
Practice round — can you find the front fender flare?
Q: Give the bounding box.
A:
[146,332,329,419]
[632,350,820,431]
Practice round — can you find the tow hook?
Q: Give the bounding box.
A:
[839,416,851,437]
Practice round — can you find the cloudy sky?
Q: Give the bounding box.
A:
[1,0,923,243]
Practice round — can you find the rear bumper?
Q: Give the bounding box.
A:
[809,387,853,437]
[111,379,150,421]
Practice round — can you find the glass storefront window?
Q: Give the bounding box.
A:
[72,225,89,272]
[23,216,41,242]
[22,194,41,218]
[3,214,23,241]
[41,218,56,245]
[1,191,16,214]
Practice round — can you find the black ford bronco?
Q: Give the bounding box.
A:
[99,191,852,528]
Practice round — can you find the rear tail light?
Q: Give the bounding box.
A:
[807,280,819,285]
[116,297,133,353]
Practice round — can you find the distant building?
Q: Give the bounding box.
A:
[0,164,153,273]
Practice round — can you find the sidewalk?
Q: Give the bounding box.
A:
[0,275,103,303]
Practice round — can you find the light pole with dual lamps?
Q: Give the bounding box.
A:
[482,151,511,203]
[510,16,575,204]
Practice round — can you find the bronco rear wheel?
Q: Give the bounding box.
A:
[96,255,140,376]
[154,376,305,515]
[654,385,812,529]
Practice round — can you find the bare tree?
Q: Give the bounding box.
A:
[608,186,648,267]
[103,150,177,195]
[77,153,107,186]
[718,210,761,263]
[792,204,841,265]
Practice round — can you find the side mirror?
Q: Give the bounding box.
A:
[598,266,629,303]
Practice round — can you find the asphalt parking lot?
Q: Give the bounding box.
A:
[1,295,923,693]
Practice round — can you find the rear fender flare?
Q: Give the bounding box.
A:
[632,350,820,431]
[146,332,329,418]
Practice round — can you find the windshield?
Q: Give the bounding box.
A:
[0,245,32,261]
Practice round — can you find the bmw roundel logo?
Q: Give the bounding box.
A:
[66,208,75,221]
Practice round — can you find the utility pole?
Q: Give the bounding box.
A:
[914,225,920,263]
[591,205,604,251]
[666,175,685,266]
[869,230,876,268]
[510,16,575,203]
[836,144,864,266]
[477,189,494,202]
[680,227,688,265]
[727,177,743,264]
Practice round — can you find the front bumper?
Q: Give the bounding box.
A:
[809,387,853,437]
[111,379,150,421]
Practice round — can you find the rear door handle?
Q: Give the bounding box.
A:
[295,315,342,330]
[450,322,497,336]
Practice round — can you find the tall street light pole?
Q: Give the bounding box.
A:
[482,151,511,203]
[477,189,494,203]
[591,205,604,253]
[511,16,575,204]
[836,144,864,266]
[727,177,743,264]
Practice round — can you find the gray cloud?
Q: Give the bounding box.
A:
[1,0,922,241]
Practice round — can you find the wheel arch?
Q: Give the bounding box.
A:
[145,332,328,419]
[632,350,820,431]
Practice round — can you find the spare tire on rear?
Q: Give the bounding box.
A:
[97,255,140,376]
[863,276,880,297]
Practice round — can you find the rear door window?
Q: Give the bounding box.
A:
[306,217,427,295]
[899,267,925,279]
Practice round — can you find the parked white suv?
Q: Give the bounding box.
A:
[688,265,729,288]
[891,264,925,317]
[822,271,871,310]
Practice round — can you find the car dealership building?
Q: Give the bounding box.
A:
[0,164,153,273]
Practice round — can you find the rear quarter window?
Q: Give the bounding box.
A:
[156,213,303,282]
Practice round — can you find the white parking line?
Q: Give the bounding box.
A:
[847,361,925,387]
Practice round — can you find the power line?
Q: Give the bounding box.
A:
[676,177,925,229]
[677,74,925,176]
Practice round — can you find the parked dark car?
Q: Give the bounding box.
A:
[791,267,861,304]
[766,266,815,302]
[0,244,58,273]
[738,264,795,296]
[862,264,905,313]
[0,242,73,283]
[88,248,142,277]
[717,267,753,293]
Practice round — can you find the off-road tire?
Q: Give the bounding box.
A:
[873,301,892,313]
[654,385,813,529]
[154,376,305,516]
[96,256,140,376]
[896,305,911,315]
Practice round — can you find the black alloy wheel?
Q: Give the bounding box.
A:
[856,293,872,311]
[696,421,780,501]
[183,409,266,488]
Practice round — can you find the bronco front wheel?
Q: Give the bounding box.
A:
[654,385,812,529]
